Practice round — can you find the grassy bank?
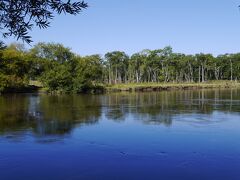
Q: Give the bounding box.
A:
[1,81,240,94]
[106,81,240,92]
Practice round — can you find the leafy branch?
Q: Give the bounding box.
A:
[0,0,88,43]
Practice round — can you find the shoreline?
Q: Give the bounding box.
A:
[106,81,240,93]
[1,81,240,94]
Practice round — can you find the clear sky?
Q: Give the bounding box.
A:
[4,0,240,56]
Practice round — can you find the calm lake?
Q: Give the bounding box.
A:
[0,89,240,180]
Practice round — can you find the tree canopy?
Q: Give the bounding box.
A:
[1,43,240,93]
[0,0,88,43]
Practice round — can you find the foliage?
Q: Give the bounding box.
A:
[1,43,240,93]
[0,0,88,43]
[73,55,103,92]
[30,43,75,64]
[29,44,103,93]
[0,44,30,92]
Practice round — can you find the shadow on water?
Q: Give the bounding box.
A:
[0,89,240,142]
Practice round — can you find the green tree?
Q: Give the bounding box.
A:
[41,62,73,92]
[0,44,31,92]
[73,55,103,92]
[105,51,129,84]
[31,43,74,64]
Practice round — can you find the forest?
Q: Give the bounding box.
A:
[0,42,240,93]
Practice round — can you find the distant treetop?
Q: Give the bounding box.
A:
[0,0,88,43]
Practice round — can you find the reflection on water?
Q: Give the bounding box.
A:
[0,94,101,138]
[0,89,239,139]
[0,89,240,180]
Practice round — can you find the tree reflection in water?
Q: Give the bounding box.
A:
[0,94,102,141]
[103,89,240,125]
[0,89,240,141]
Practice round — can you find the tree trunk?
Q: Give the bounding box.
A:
[201,64,205,82]
[198,66,201,83]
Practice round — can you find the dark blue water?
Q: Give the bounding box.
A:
[0,89,240,180]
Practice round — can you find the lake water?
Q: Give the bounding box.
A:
[0,89,240,180]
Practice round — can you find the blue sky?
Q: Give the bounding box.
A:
[5,0,240,56]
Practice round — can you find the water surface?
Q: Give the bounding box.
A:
[0,89,240,180]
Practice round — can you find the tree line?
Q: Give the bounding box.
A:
[0,43,240,93]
